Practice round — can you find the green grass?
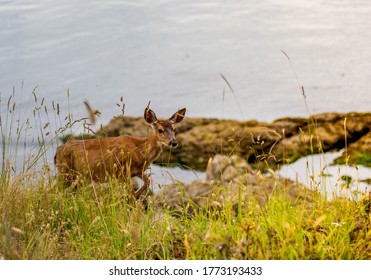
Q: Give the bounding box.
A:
[1,177,371,260]
[1,86,371,260]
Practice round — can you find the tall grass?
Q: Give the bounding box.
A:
[1,80,371,260]
[1,177,370,259]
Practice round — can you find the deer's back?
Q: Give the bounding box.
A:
[55,135,146,181]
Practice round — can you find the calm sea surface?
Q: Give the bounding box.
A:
[1,0,370,185]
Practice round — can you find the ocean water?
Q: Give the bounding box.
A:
[1,0,371,123]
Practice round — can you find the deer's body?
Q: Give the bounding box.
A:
[54,105,186,198]
[55,133,161,181]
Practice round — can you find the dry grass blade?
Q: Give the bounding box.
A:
[84,99,101,125]
[219,73,245,119]
[280,49,310,115]
[220,73,235,94]
[11,227,25,236]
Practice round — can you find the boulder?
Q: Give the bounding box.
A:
[333,130,371,167]
[154,155,320,215]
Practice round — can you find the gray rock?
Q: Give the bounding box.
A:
[155,154,320,215]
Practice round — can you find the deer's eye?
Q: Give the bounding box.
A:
[157,128,164,134]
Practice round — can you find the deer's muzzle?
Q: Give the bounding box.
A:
[169,140,178,148]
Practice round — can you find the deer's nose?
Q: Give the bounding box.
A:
[169,140,178,148]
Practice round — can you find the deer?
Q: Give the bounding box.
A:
[54,103,186,199]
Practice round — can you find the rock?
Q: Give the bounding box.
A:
[206,154,253,182]
[333,131,371,168]
[155,154,320,215]
[271,112,370,163]
[206,154,232,181]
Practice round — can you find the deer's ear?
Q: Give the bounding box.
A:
[144,106,158,125]
[170,108,186,124]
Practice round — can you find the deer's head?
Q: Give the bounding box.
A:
[144,104,186,148]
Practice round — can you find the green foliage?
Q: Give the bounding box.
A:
[334,151,371,168]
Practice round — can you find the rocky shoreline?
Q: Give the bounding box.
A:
[94,111,370,170]
[61,112,370,207]
[153,154,321,215]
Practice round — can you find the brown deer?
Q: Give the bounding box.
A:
[54,104,186,198]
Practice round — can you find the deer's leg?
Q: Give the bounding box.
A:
[134,173,151,199]
[129,184,137,198]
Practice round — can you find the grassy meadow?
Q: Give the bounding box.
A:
[1,88,371,260]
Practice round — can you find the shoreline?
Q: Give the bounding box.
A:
[73,111,370,171]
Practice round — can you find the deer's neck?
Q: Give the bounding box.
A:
[143,131,163,163]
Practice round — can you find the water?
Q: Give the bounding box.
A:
[1,0,371,123]
[278,150,370,199]
[148,164,205,192]
[1,0,370,186]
